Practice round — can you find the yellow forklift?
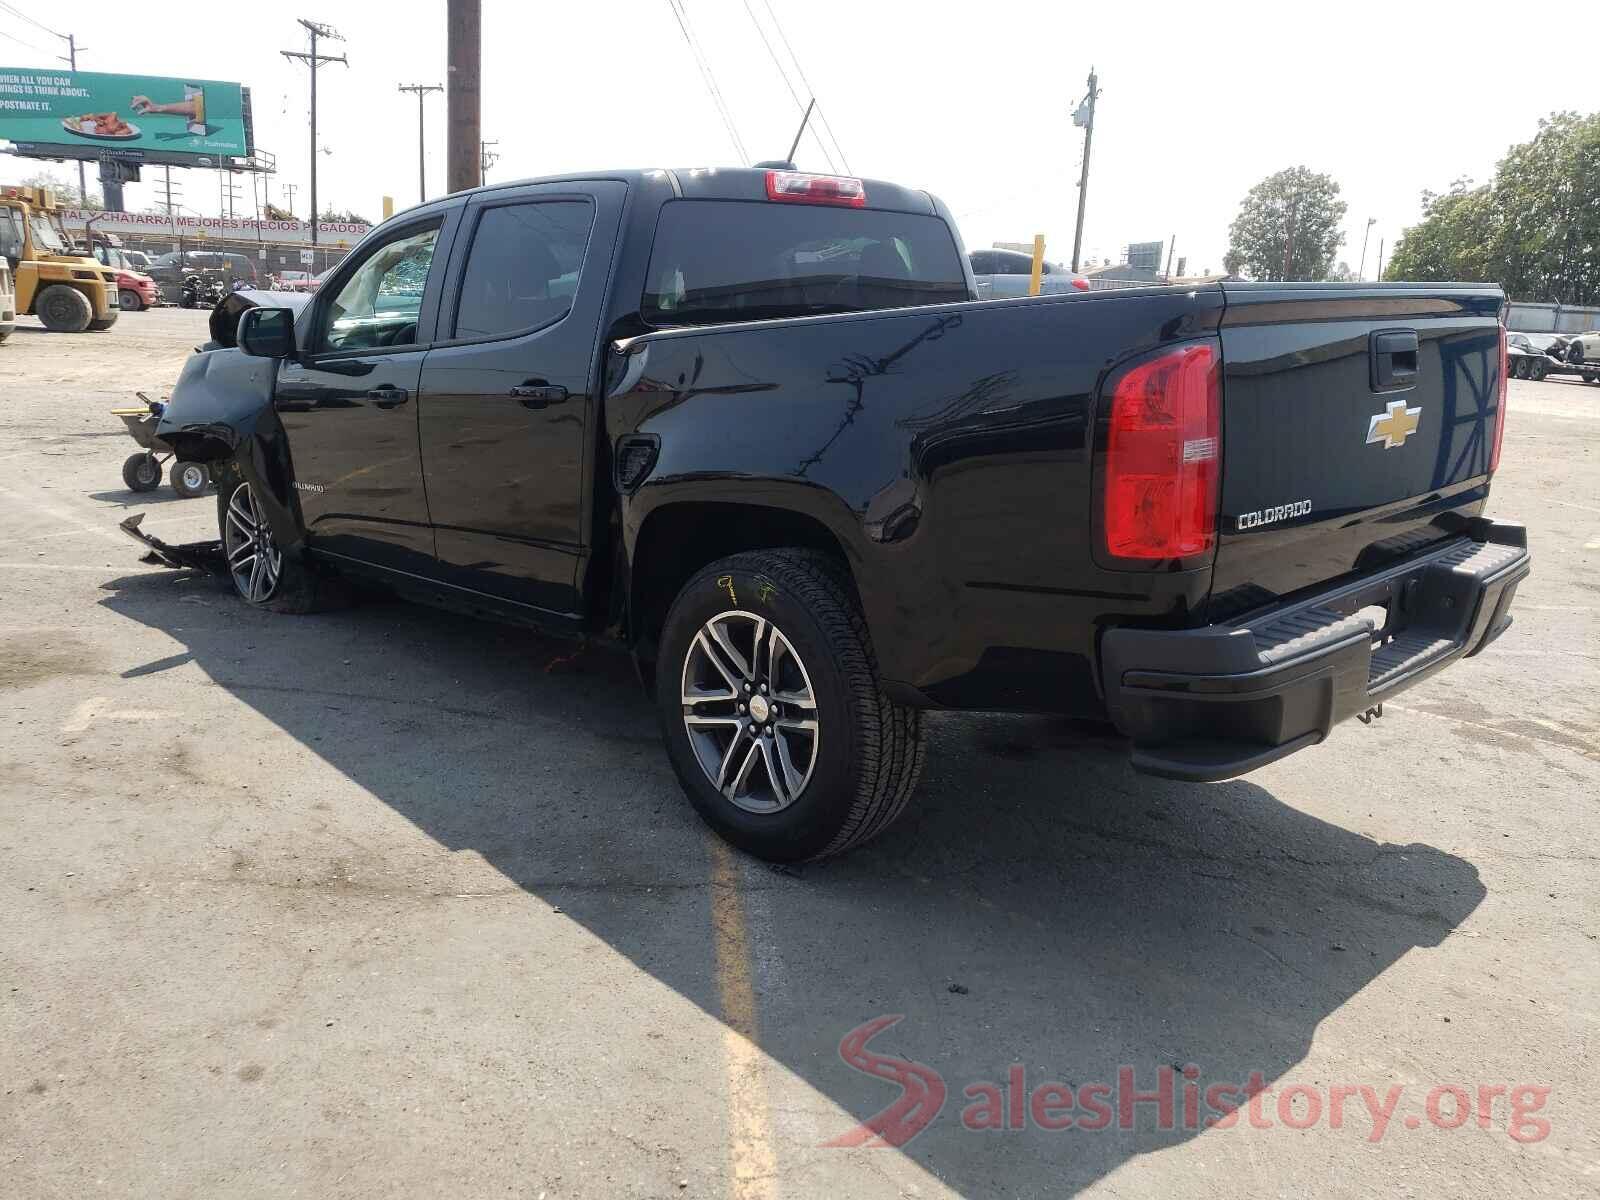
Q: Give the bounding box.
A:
[0,185,119,332]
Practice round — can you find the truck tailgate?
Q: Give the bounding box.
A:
[1210,283,1506,610]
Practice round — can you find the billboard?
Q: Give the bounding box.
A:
[1126,240,1166,272]
[0,68,251,162]
[55,207,371,247]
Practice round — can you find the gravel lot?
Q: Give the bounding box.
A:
[2,307,1596,1198]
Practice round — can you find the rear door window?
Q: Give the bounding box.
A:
[453,200,595,340]
[643,200,968,326]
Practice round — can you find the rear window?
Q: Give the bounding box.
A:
[643,199,968,327]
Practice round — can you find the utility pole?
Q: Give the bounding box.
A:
[1070,69,1099,274]
[283,182,298,218]
[398,84,443,202]
[282,19,348,244]
[1357,216,1376,280]
[1376,238,1386,282]
[446,0,482,193]
[1164,234,1176,281]
[56,32,89,205]
[479,139,500,183]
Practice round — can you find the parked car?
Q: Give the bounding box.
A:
[89,243,160,312]
[1506,332,1559,379]
[1565,329,1600,364]
[970,246,1091,298]
[147,250,260,304]
[275,266,333,294]
[142,167,1529,863]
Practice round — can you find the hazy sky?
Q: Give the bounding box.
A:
[2,0,1587,276]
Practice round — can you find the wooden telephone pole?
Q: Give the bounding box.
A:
[446,0,482,193]
[398,84,443,202]
[281,19,348,244]
[1070,69,1100,274]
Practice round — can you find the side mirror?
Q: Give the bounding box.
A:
[237,306,296,358]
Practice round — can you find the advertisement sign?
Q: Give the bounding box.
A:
[1126,240,1166,272]
[0,68,251,160]
[56,207,371,247]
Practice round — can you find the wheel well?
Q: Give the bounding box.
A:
[628,502,854,656]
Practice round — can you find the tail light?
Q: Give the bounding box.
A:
[1070,276,1090,291]
[1100,342,1221,563]
[765,170,866,207]
[1491,325,1507,473]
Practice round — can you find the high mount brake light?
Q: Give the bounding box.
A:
[765,170,867,207]
[1491,325,1507,474]
[1101,342,1222,563]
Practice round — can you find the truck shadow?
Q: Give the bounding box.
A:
[100,571,1485,1196]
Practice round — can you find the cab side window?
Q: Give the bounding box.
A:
[316,222,441,353]
[453,200,595,340]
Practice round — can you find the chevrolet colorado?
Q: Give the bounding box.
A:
[142,167,1529,861]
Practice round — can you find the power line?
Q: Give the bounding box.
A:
[0,0,62,40]
[740,0,837,172]
[0,25,50,54]
[759,0,851,174]
[665,0,748,164]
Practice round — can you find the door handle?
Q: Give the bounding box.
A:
[366,386,410,409]
[510,383,568,408]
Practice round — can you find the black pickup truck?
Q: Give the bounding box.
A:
[145,167,1530,862]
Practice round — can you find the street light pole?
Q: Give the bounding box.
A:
[446,0,482,193]
[398,84,443,203]
[1358,216,1376,280]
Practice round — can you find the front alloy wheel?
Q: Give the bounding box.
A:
[222,481,282,603]
[681,610,820,813]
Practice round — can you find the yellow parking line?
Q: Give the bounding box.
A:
[708,837,778,1200]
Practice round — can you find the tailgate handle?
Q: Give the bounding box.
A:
[1371,330,1419,391]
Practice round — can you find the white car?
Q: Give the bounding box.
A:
[1568,329,1600,364]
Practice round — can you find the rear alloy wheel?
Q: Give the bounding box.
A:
[657,549,926,862]
[680,610,821,814]
[222,480,282,604]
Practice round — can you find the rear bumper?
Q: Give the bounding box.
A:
[1100,520,1531,782]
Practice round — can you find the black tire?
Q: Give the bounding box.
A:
[656,548,926,862]
[121,452,161,492]
[216,467,347,614]
[1510,358,1526,379]
[1531,359,1547,381]
[35,284,92,332]
[169,460,209,498]
[118,288,144,312]
[88,315,117,331]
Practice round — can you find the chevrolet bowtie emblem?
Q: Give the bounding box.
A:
[1366,399,1422,449]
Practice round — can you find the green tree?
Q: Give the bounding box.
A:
[1225,166,1347,281]
[1386,112,1600,303]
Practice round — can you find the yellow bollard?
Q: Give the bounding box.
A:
[1028,234,1046,297]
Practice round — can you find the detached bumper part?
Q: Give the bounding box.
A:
[1101,522,1530,782]
[119,513,227,574]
